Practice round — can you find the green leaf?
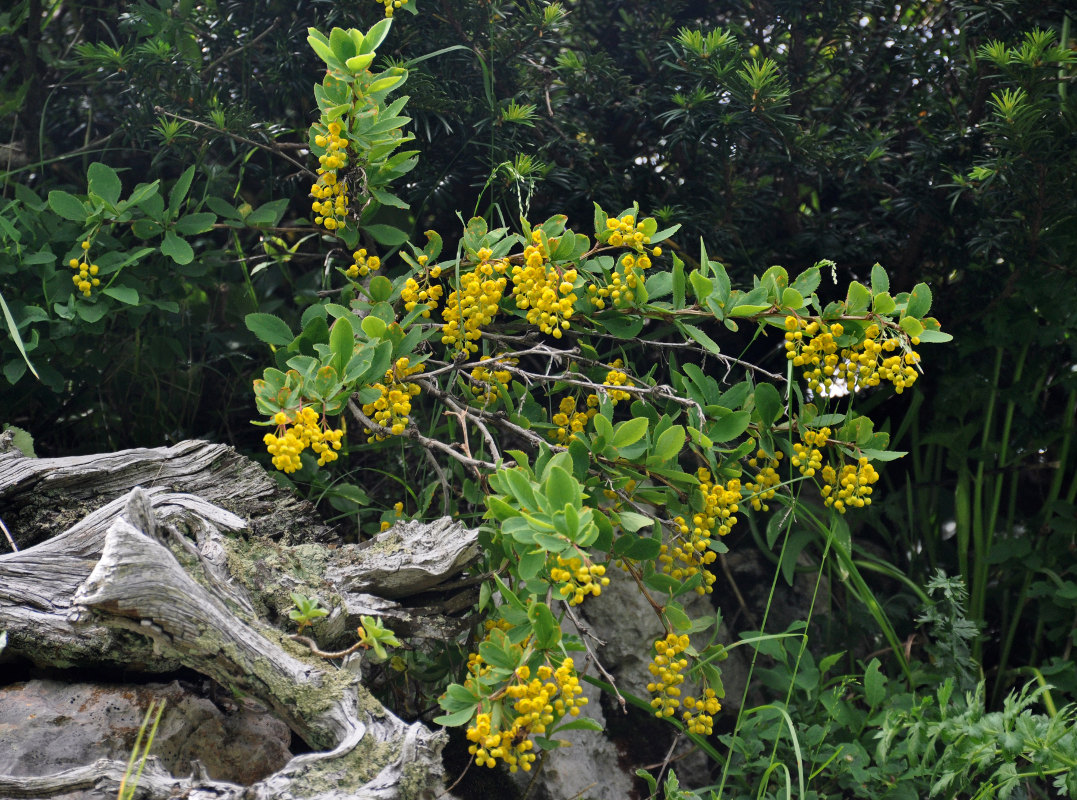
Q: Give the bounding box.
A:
[870,263,890,295]
[611,417,648,448]
[369,73,407,94]
[528,602,561,649]
[246,199,290,227]
[534,531,569,552]
[161,231,194,264]
[369,275,394,302]
[688,271,713,302]
[729,302,771,318]
[552,718,604,733]
[433,707,478,727]
[710,410,750,442]
[370,187,409,209]
[502,468,540,510]
[864,658,886,708]
[872,291,896,315]
[479,637,520,671]
[612,534,662,560]
[664,602,692,631]
[47,191,88,222]
[87,162,122,206]
[131,219,163,238]
[846,281,871,314]
[329,316,355,375]
[916,329,953,343]
[168,165,196,215]
[0,291,39,380]
[363,224,409,246]
[245,313,295,346]
[75,300,109,323]
[858,448,907,461]
[362,18,393,53]
[174,212,217,235]
[899,316,924,337]
[678,321,721,355]
[651,425,686,463]
[544,465,581,509]
[617,511,653,532]
[329,26,358,61]
[790,266,820,297]
[906,282,932,318]
[517,548,545,580]
[672,254,686,309]
[644,270,672,300]
[307,29,336,64]
[346,52,376,71]
[597,312,645,339]
[644,573,682,595]
[127,180,161,208]
[493,574,527,612]
[753,382,782,426]
[780,287,804,310]
[102,286,139,305]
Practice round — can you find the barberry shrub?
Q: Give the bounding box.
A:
[245,16,950,772]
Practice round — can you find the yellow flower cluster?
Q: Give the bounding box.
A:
[820,457,879,513]
[470,354,516,406]
[263,406,344,472]
[600,359,634,404]
[510,232,578,338]
[346,248,381,279]
[67,240,101,297]
[660,468,738,595]
[835,323,921,394]
[593,214,662,307]
[549,395,599,444]
[361,356,424,441]
[783,317,844,395]
[549,554,610,605]
[311,121,350,232]
[647,632,690,717]
[743,449,784,511]
[442,250,508,353]
[402,257,444,319]
[783,317,922,395]
[465,657,587,772]
[376,0,402,17]
[791,427,830,478]
[646,633,720,734]
[682,688,722,736]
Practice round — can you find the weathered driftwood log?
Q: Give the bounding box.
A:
[0,440,481,799]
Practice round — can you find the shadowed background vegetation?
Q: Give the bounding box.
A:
[2,1,1076,795]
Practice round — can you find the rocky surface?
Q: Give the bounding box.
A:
[0,678,292,785]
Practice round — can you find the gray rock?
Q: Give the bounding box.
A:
[0,679,291,785]
[518,680,634,800]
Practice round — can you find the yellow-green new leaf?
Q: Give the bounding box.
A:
[361,18,393,54]
[611,417,648,448]
[368,73,407,94]
[346,53,376,72]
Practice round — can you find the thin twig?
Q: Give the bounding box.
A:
[422,447,452,516]
[347,399,504,472]
[153,106,313,176]
[0,516,17,552]
[288,635,363,659]
[565,605,626,714]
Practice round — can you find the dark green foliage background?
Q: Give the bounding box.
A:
[3,0,1076,790]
